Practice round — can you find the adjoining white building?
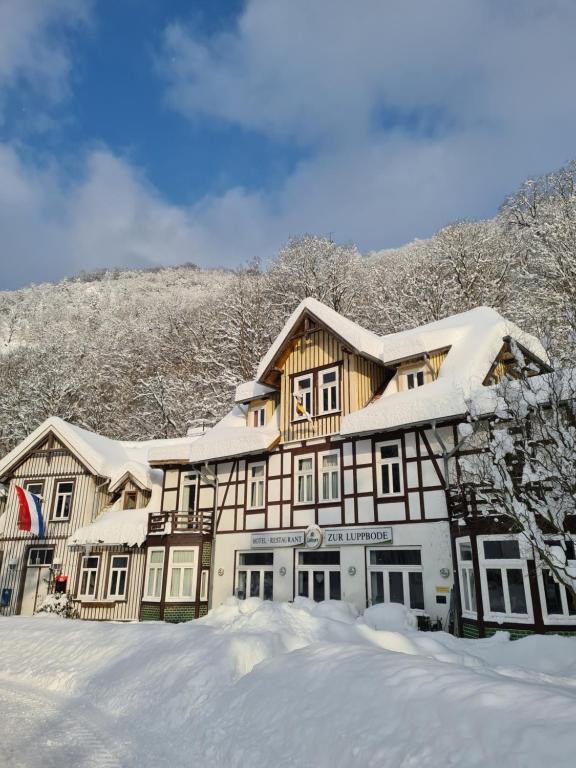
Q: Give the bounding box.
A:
[162,298,549,627]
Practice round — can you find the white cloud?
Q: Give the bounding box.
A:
[4,0,576,287]
[0,0,91,122]
[157,0,576,253]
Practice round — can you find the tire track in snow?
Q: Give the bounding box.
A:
[0,675,131,768]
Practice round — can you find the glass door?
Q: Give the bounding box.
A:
[297,550,341,601]
[236,552,274,600]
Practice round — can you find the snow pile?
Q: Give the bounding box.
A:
[0,600,575,767]
[358,601,418,631]
[68,507,150,547]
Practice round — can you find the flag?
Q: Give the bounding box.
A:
[293,393,313,423]
[15,485,45,537]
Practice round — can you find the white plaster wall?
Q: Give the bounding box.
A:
[211,522,453,622]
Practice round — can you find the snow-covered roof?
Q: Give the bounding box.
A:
[235,380,276,404]
[189,303,550,458]
[0,417,197,491]
[256,297,383,380]
[68,507,150,547]
[340,307,549,436]
[187,406,280,464]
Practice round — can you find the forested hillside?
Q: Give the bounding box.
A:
[1,161,575,454]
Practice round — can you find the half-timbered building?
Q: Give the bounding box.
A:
[167,298,552,627]
[0,417,201,621]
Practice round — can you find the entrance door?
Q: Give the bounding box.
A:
[236,552,274,600]
[297,550,341,601]
[20,548,54,615]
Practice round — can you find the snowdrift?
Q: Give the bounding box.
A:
[0,599,575,767]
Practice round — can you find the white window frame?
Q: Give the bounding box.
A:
[78,555,100,599]
[293,373,313,421]
[478,535,533,623]
[247,461,266,510]
[319,450,340,502]
[236,551,274,601]
[375,439,403,497]
[166,546,198,602]
[179,471,198,513]
[27,547,54,567]
[107,554,129,600]
[536,540,576,624]
[456,538,477,618]
[252,405,266,427]
[53,480,74,520]
[366,547,425,612]
[144,547,165,602]
[295,453,315,505]
[199,570,209,602]
[401,366,427,391]
[318,366,340,415]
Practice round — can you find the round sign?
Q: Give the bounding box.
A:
[304,525,323,549]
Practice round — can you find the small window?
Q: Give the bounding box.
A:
[252,406,266,427]
[318,367,339,414]
[405,370,425,390]
[298,551,340,566]
[247,463,265,509]
[124,491,138,510]
[79,556,99,598]
[457,540,477,615]
[376,441,403,496]
[293,374,313,420]
[108,555,129,599]
[483,540,520,560]
[369,549,421,566]
[24,482,44,500]
[199,570,209,601]
[28,548,53,566]
[239,552,274,566]
[53,481,73,520]
[145,548,165,600]
[320,451,340,501]
[296,455,314,504]
[180,472,198,512]
[168,548,196,600]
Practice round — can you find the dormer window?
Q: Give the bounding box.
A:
[123,491,138,510]
[318,367,339,414]
[293,374,313,420]
[252,406,266,427]
[402,368,426,391]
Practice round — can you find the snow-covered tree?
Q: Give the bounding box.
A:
[460,357,576,602]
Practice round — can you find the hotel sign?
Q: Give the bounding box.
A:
[251,526,392,548]
[324,526,393,546]
[251,531,305,548]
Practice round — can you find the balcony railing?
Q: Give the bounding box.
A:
[148,510,213,536]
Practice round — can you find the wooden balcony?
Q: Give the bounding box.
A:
[148,511,213,536]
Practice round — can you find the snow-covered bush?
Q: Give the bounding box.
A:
[36,593,79,619]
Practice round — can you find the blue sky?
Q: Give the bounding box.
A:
[2,0,576,289]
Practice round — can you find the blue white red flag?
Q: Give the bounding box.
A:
[15,485,45,537]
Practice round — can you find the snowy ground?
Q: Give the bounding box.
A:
[1,599,576,768]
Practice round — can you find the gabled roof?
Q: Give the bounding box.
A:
[0,417,192,491]
[235,380,276,404]
[205,303,550,455]
[256,297,383,381]
[340,307,549,436]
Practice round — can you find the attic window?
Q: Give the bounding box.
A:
[253,406,266,427]
[318,367,339,414]
[403,369,425,390]
[293,374,313,420]
[123,491,138,510]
